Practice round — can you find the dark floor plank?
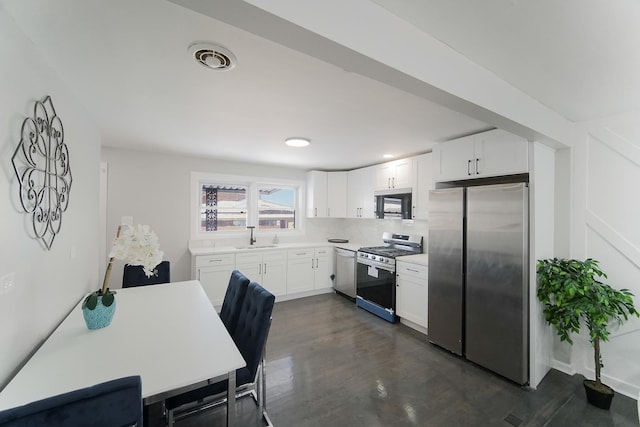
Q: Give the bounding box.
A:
[149,292,639,427]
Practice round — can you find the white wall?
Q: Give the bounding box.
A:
[0,7,101,387]
[530,142,556,388]
[101,147,309,288]
[563,112,640,399]
[101,147,429,288]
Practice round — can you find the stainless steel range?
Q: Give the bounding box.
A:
[356,232,423,322]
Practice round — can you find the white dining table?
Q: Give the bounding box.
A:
[0,280,245,426]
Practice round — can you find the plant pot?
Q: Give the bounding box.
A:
[82,295,116,329]
[583,379,614,410]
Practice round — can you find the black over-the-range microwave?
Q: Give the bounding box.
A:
[374,191,412,219]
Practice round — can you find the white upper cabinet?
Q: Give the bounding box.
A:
[432,135,475,182]
[475,130,528,177]
[327,171,347,218]
[306,170,347,218]
[432,129,529,182]
[306,170,328,217]
[412,153,432,220]
[347,166,376,219]
[375,158,413,191]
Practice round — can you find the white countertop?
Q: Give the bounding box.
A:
[397,253,429,266]
[333,243,362,252]
[190,241,365,256]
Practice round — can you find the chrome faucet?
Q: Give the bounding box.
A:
[247,226,256,245]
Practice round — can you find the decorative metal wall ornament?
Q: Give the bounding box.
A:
[11,96,72,250]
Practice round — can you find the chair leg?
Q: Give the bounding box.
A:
[258,355,273,427]
[166,405,174,427]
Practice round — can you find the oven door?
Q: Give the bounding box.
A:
[356,259,396,311]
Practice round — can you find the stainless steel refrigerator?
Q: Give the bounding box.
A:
[427,182,529,385]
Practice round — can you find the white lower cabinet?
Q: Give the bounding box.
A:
[313,247,333,290]
[396,261,428,329]
[194,253,236,306]
[235,250,287,296]
[286,247,334,294]
[193,246,335,302]
[287,249,315,293]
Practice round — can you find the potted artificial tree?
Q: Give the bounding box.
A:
[537,258,638,409]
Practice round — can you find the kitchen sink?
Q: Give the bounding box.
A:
[235,245,277,250]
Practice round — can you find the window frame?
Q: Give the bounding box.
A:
[191,171,305,240]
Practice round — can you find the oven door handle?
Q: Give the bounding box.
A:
[357,259,395,273]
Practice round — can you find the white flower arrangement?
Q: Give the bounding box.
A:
[109,224,164,277]
[84,224,164,312]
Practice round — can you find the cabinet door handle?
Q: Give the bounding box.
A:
[387,177,391,189]
[259,263,262,275]
[392,177,395,188]
[328,207,330,217]
[208,258,223,263]
[475,158,480,175]
[264,263,267,275]
[467,159,472,176]
[314,207,317,217]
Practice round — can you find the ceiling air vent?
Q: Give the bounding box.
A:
[189,43,237,71]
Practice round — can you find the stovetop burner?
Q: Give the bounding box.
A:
[357,232,423,266]
[358,246,417,258]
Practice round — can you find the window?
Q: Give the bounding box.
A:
[258,185,296,230]
[191,172,304,239]
[200,184,247,231]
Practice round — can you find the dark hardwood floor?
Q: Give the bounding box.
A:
[161,292,638,426]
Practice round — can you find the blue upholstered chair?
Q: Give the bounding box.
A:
[166,282,276,426]
[219,270,250,335]
[0,376,142,427]
[122,260,170,288]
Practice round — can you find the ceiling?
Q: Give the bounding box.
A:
[3,0,639,170]
[371,0,640,122]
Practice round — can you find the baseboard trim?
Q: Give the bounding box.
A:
[275,287,333,303]
[551,358,639,400]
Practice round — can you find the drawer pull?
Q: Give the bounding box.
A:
[407,268,420,273]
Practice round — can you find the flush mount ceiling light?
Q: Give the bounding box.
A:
[189,43,237,71]
[285,137,310,147]
[383,154,394,159]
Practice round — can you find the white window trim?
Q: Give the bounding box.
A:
[190,171,305,240]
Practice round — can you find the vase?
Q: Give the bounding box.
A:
[82,295,116,329]
[583,379,614,410]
